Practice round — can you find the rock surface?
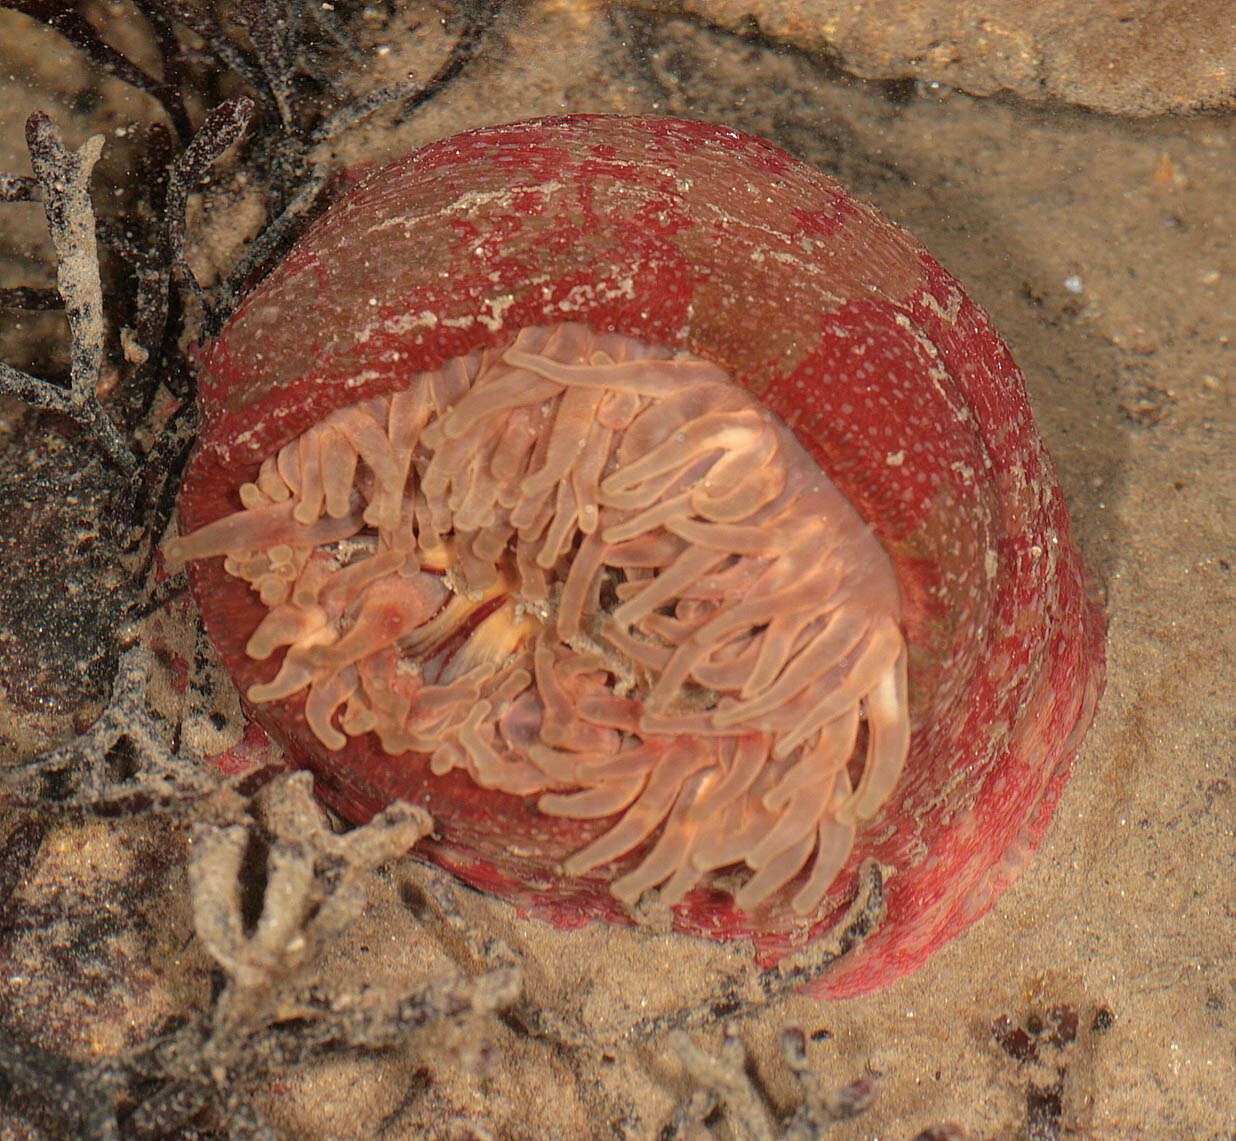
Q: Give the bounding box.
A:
[633,0,1236,114]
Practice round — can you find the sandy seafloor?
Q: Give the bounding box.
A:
[0,3,1233,1139]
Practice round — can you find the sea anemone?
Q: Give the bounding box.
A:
[170,115,1105,997]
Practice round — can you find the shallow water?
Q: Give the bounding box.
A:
[0,3,1232,1138]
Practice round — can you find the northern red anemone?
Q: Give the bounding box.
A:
[169,115,1106,998]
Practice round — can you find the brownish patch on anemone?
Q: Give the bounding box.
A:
[168,322,909,915]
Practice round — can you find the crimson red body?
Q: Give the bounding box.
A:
[179,115,1105,997]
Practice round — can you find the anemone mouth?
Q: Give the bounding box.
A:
[169,322,909,916]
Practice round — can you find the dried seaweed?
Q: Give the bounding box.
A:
[95,123,178,419]
[190,772,436,1038]
[395,0,508,124]
[663,1021,878,1141]
[0,94,254,666]
[0,642,221,815]
[1,0,504,485]
[211,167,327,322]
[166,97,257,328]
[287,0,507,144]
[624,860,887,1044]
[0,114,137,475]
[395,863,645,1135]
[385,859,895,1138]
[307,75,423,141]
[176,775,514,1131]
[1,0,353,147]
[758,859,887,998]
[0,772,521,1140]
[236,0,301,130]
[142,0,281,121]
[226,0,382,133]
[0,0,193,141]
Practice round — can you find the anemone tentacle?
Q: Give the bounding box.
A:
[168,323,909,915]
